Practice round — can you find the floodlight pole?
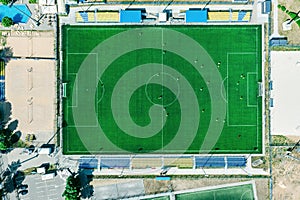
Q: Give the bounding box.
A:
[203,0,212,10]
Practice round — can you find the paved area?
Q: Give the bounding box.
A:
[270,51,300,135]
[93,167,268,176]
[251,0,269,24]
[0,1,56,31]
[271,0,280,37]
[92,179,145,200]
[60,4,254,25]
[3,148,57,171]
[20,174,65,200]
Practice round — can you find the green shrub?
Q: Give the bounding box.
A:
[287,11,298,19]
[29,0,37,3]
[0,0,10,5]
[1,16,13,27]
[278,5,287,12]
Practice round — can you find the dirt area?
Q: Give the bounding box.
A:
[3,30,57,145]
[106,0,253,3]
[90,178,141,187]
[272,146,300,200]
[277,0,300,45]
[6,59,56,143]
[3,31,55,58]
[285,135,300,143]
[144,178,269,199]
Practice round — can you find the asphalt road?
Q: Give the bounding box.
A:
[19,174,65,200]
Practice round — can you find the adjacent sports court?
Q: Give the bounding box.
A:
[62,25,263,154]
[175,182,256,200]
[139,181,257,200]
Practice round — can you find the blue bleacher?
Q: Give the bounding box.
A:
[195,156,225,168]
[270,98,274,107]
[79,157,98,169]
[238,11,247,21]
[269,81,273,90]
[0,76,4,81]
[79,12,88,22]
[227,156,246,167]
[100,157,130,168]
[0,82,5,101]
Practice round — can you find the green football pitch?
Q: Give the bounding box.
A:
[62,25,263,155]
[176,183,255,200]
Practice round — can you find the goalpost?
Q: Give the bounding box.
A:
[258,82,263,97]
[62,83,67,98]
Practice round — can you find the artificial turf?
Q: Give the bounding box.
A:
[62,25,262,155]
[176,183,254,200]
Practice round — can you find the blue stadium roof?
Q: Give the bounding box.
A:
[262,0,271,14]
[270,37,288,46]
[79,157,98,169]
[185,9,208,23]
[227,156,246,167]
[195,156,225,168]
[120,10,141,23]
[100,157,130,168]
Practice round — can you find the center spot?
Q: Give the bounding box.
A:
[145,72,180,107]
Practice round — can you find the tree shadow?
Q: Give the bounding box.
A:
[3,174,15,193]
[0,101,12,130]
[13,171,25,187]
[10,130,21,144]
[2,162,24,194]
[39,163,50,171]
[78,169,94,199]
[7,119,18,132]
[0,47,13,64]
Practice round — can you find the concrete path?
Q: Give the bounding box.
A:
[271,0,281,37]
[3,148,57,171]
[60,3,254,25]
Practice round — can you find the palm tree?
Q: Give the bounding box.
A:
[1,16,13,28]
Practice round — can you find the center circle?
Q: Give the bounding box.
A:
[145,72,180,107]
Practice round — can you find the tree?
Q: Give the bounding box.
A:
[62,175,81,200]
[1,17,13,28]
[0,102,20,152]
[0,128,19,151]
[0,47,13,63]
[0,0,11,5]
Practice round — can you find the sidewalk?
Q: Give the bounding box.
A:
[3,148,57,171]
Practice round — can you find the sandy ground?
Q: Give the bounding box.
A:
[90,178,141,186]
[5,31,55,58]
[270,51,300,136]
[3,30,56,145]
[6,59,56,144]
[106,0,253,3]
[277,0,300,45]
[272,147,300,200]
